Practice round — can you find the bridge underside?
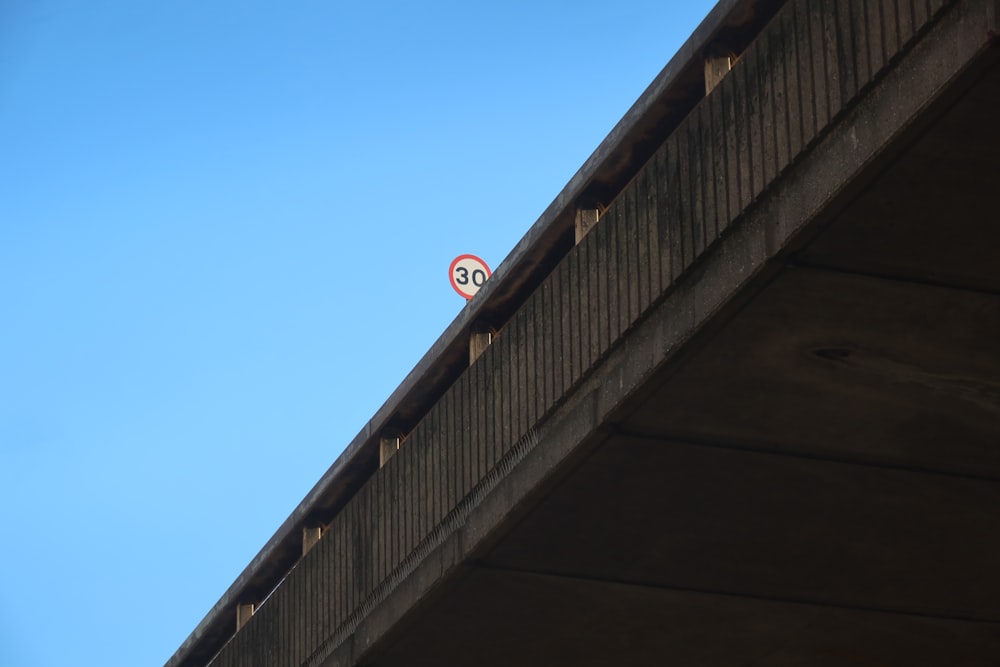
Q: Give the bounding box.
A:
[363,52,1000,667]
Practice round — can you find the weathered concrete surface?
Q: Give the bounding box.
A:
[176,0,1000,664]
[331,2,1000,665]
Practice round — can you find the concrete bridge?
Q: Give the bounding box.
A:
[168,0,1000,664]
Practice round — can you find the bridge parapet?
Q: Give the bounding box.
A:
[168,0,996,664]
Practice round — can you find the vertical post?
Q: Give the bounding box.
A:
[302,525,323,555]
[469,330,493,365]
[236,603,255,631]
[704,46,734,94]
[379,432,401,467]
[575,208,600,245]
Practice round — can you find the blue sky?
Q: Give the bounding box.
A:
[0,1,716,664]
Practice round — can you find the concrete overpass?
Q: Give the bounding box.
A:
[168,0,1000,664]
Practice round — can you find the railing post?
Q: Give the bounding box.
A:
[469,330,493,365]
[236,603,255,631]
[704,45,735,94]
[379,431,401,467]
[575,208,600,244]
[302,525,324,555]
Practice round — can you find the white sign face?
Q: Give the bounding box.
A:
[449,254,491,299]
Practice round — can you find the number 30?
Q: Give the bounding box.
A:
[455,267,486,286]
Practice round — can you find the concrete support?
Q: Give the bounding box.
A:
[379,433,401,467]
[575,208,599,244]
[469,331,493,365]
[236,603,255,631]
[704,47,734,94]
[302,526,324,555]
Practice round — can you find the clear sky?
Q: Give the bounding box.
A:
[0,1,716,664]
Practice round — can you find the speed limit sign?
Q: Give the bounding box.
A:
[449,254,491,299]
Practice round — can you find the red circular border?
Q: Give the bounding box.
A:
[449,254,492,299]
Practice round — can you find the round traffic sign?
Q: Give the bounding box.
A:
[449,254,491,299]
